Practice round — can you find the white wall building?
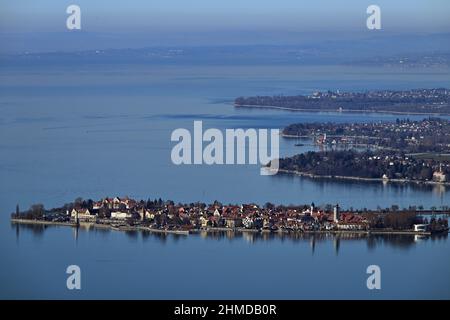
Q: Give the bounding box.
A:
[413,224,429,232]
[111,211,132,220]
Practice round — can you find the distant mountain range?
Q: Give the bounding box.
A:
[1,32,450,67]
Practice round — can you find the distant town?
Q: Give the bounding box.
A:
[349,52,450,68]
[282,117,450,154]
[235,88,450,114]
[273,118,450,184]
[11,197,449,236]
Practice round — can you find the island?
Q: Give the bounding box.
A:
[235,88,450,115]
[10,197,449,236]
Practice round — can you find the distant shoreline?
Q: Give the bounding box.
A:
[10,218,440,236]
[234,104,450,116]
[274,168,450,186]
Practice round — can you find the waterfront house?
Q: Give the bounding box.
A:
[137,208,153,220]
[200,216,209,228]
[93,201,103,210]
[121,198,137,210]
[337,222,368,230]
[225,217,243,228]
[433,170,447,183]
[100,197,122,210]
[71,208,96,222]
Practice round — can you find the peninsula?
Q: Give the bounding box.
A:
[272,118,450,185]
[235,88,450,115]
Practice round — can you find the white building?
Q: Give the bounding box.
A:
[413,224,429,232]
[138,209,153,220]
[111,211,132,220]
[337,223,367,230]
[433,171,447,183]
[433,164,447,182]
[71,208,96,222]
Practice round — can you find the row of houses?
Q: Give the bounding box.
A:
[69,198,370,231]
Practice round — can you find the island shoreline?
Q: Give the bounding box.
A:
[234,104,450,116]
[10,218,443,236]
[273,168,450,186]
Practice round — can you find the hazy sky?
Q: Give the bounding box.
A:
[0,1,449,52]
[1,0,449,33]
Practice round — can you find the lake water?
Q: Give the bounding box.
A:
[1,63,449,299]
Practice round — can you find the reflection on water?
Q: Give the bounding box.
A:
[13,223,448,255]
[196,230,449,254]
[8,221,450,299]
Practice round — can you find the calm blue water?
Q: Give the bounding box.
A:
[1,63,449,299]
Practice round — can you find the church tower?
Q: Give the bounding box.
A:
[333,204,340,223]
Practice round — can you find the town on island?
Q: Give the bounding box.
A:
[11,196,449,236]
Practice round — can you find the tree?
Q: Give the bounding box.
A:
[264,202,275,210]
[30,204,45,219]
[86,199,94,210]
[419,167,432,181]
[74,197,83,207]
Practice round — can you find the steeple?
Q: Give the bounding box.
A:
[333,204,340,223]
